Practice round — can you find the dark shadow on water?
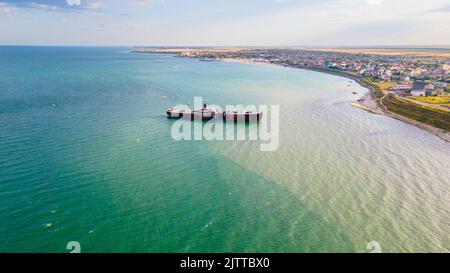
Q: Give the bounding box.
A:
[164,156,357,253]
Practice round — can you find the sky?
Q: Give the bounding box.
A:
[0,0,449,46]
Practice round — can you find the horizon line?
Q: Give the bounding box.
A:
[1,44,450,49]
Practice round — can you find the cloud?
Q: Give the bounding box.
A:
[29,2,58,11]
[0,0,163,13]
[0,0,105,12]
[66,0,82,6]
[1,0,449,46]
[131,0,154,3]
[0,2,15,14]
[84,0,104,10]
[430,4,450,13]
[366,0,384,6]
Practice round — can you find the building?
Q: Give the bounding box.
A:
[411,82,426,96]
[435,82,448,89]
[425,84,437,96]
[391,84,411,91]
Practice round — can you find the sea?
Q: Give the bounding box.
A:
[0,46,449,253]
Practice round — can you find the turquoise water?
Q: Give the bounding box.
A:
[0,47,449,253]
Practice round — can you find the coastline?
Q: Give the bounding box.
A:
[130,51,450,143]
[212,58,450,143]
[298,67,450,142]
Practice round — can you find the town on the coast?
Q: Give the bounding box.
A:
[132,47,450,137]
[181,48,450,98]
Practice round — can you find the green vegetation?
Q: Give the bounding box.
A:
[360,79,384,99]
[376,81,398,91]
[413,96,450,105]
[361,80,450,131]
[383,94,450,131]
[298,68,450,132]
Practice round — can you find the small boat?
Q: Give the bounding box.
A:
[353,92,358,95]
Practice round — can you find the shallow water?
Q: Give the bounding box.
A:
[0,47,449,252]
